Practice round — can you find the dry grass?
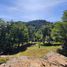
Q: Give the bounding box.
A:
[15,45,61,58]
[0,57,9,64]
[0,45,61,64]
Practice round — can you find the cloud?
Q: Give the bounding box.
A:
[0,0,67,21]
[10,0,66,11]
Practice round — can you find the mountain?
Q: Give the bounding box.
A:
[27,20,51,27]
[26,20,53,32]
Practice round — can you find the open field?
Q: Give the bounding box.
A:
[15,45,61,57]
[0,44,61,64]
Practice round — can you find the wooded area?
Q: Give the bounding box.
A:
[0,10,67,56]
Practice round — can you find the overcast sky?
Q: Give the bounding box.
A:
[0,0,67,22]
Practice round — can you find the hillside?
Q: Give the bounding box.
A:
[28,20,51,26]
[0,52,67,67]
[27,20,52,29]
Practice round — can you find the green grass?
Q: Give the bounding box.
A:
[15,45,61,58]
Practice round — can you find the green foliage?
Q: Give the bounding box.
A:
[52,21,67,41]
[0,20,29,54]
[51,22,63,42]
[27,20,52,42]
[62,10,67,22]
[42,24,53,44]
[51,10,67,56]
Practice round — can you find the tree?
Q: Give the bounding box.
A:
[35,30,43,42]
[27,25,35,42]
[51,22,63,42]
[61,10,67,55]
[0,20,29,54]
[51,22,67,55]
[10,22,29,47]
[62,10,67,22]
[42,24,52,45]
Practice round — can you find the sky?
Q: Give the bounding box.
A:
[0,0,67,22]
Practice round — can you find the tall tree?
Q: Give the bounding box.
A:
[42,24,52,44]
[62,10,67,22]
[51,22,67,55]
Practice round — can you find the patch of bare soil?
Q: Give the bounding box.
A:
[0,52,67,67]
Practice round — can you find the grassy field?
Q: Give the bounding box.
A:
[0,45,61,64]
[15,45,61,58]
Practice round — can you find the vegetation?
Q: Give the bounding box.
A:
[15,45,61,57]
[0,57,9,64]
[0,10,67,56]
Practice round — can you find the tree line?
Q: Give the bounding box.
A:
[0,10,67,55]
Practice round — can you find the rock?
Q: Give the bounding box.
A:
[0,52,67,67]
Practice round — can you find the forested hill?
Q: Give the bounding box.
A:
[27,20,52,27]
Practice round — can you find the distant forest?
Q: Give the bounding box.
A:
[0,10,67,56]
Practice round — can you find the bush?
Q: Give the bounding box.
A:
[57,48,67,57]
